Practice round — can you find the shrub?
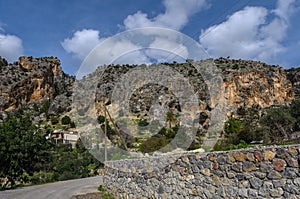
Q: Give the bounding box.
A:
[61,116,71,125]
[97,115,105,124]
[98,185,105,192]
[259,107,296,143]
[137,119,149,127]
[51,116,59,125]
[140,136,168,153]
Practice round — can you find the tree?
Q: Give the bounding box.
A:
[0,113,53,188]
[290,99,300,130]
[224,118,244,135]
[223,118,245,145]
[260,107,296,143]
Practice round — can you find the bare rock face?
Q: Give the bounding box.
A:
[0,56,74,112]
[94,59,294,119]
[286,68,300,99]
[214,58,294,116]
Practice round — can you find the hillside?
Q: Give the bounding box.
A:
[0,56,299,151]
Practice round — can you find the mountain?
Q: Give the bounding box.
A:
[0,56,299,150]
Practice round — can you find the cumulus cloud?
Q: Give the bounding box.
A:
[0,33,23,62]
[62,0,209,70]
[272,0,297,22]
[61,29,103,60]
[124,0,209,30]
[199,0,297,62]
[146,37,189,63]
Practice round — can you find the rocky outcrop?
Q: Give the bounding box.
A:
[69,59,295,150]
[286,67,300,99]
[214,58,294,116]
[0,56,74,112]
[91,59,294,125]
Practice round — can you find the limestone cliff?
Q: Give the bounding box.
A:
[286,67,300,99]
[92,59,294,119]
[0,56,74,112]
[214,58,294,116]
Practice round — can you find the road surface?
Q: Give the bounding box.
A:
[0,176,102,199]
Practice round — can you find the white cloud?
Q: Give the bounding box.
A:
[199,0,297,63]
[63,0,209,70]
[272,0,297,22]
[74,27,201,78]
[200,7,269,59]
[147,37,189,63]
[61,29,103,60]
[0,34,23,62]
[124,0,208,30]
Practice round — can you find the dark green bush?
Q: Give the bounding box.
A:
[138,119,149,127]
[140,136,168,153]
[61,115,71,125]
[97,115,105,124]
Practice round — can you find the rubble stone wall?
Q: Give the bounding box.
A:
[104,145,300,198]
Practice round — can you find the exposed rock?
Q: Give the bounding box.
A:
[286,67,300,99]
[0,56,74,112]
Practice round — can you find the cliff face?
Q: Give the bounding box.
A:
[214,58,294,116]
[0,56,296,121]
[0,56,74,112]
[286,67,300,99]
[92,59,294,118]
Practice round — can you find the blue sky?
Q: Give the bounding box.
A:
[0,0,299,75]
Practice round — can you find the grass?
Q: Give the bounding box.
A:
[98,185,115,199]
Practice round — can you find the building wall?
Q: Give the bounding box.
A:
[104,145,300,199]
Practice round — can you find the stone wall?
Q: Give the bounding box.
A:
[103,145,300,198]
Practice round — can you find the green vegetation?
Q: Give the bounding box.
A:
[137,119,149,127]
[61,115,71,125]
[290,99,300,131]
[260,107,296,143]
[0,109,102,190]
[50,116,59,125]
[138,111,179,153]
[166,111,178,129]
[98,185,115,199]
[214,99,300,151]
[98,184,105,192]
[97,115,105,124]
[140,136,168,153]
[0,112,53,188]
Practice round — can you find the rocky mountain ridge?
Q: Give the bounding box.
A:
[0,56,299,141]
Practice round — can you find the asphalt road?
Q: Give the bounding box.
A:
[0,176,103,199]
